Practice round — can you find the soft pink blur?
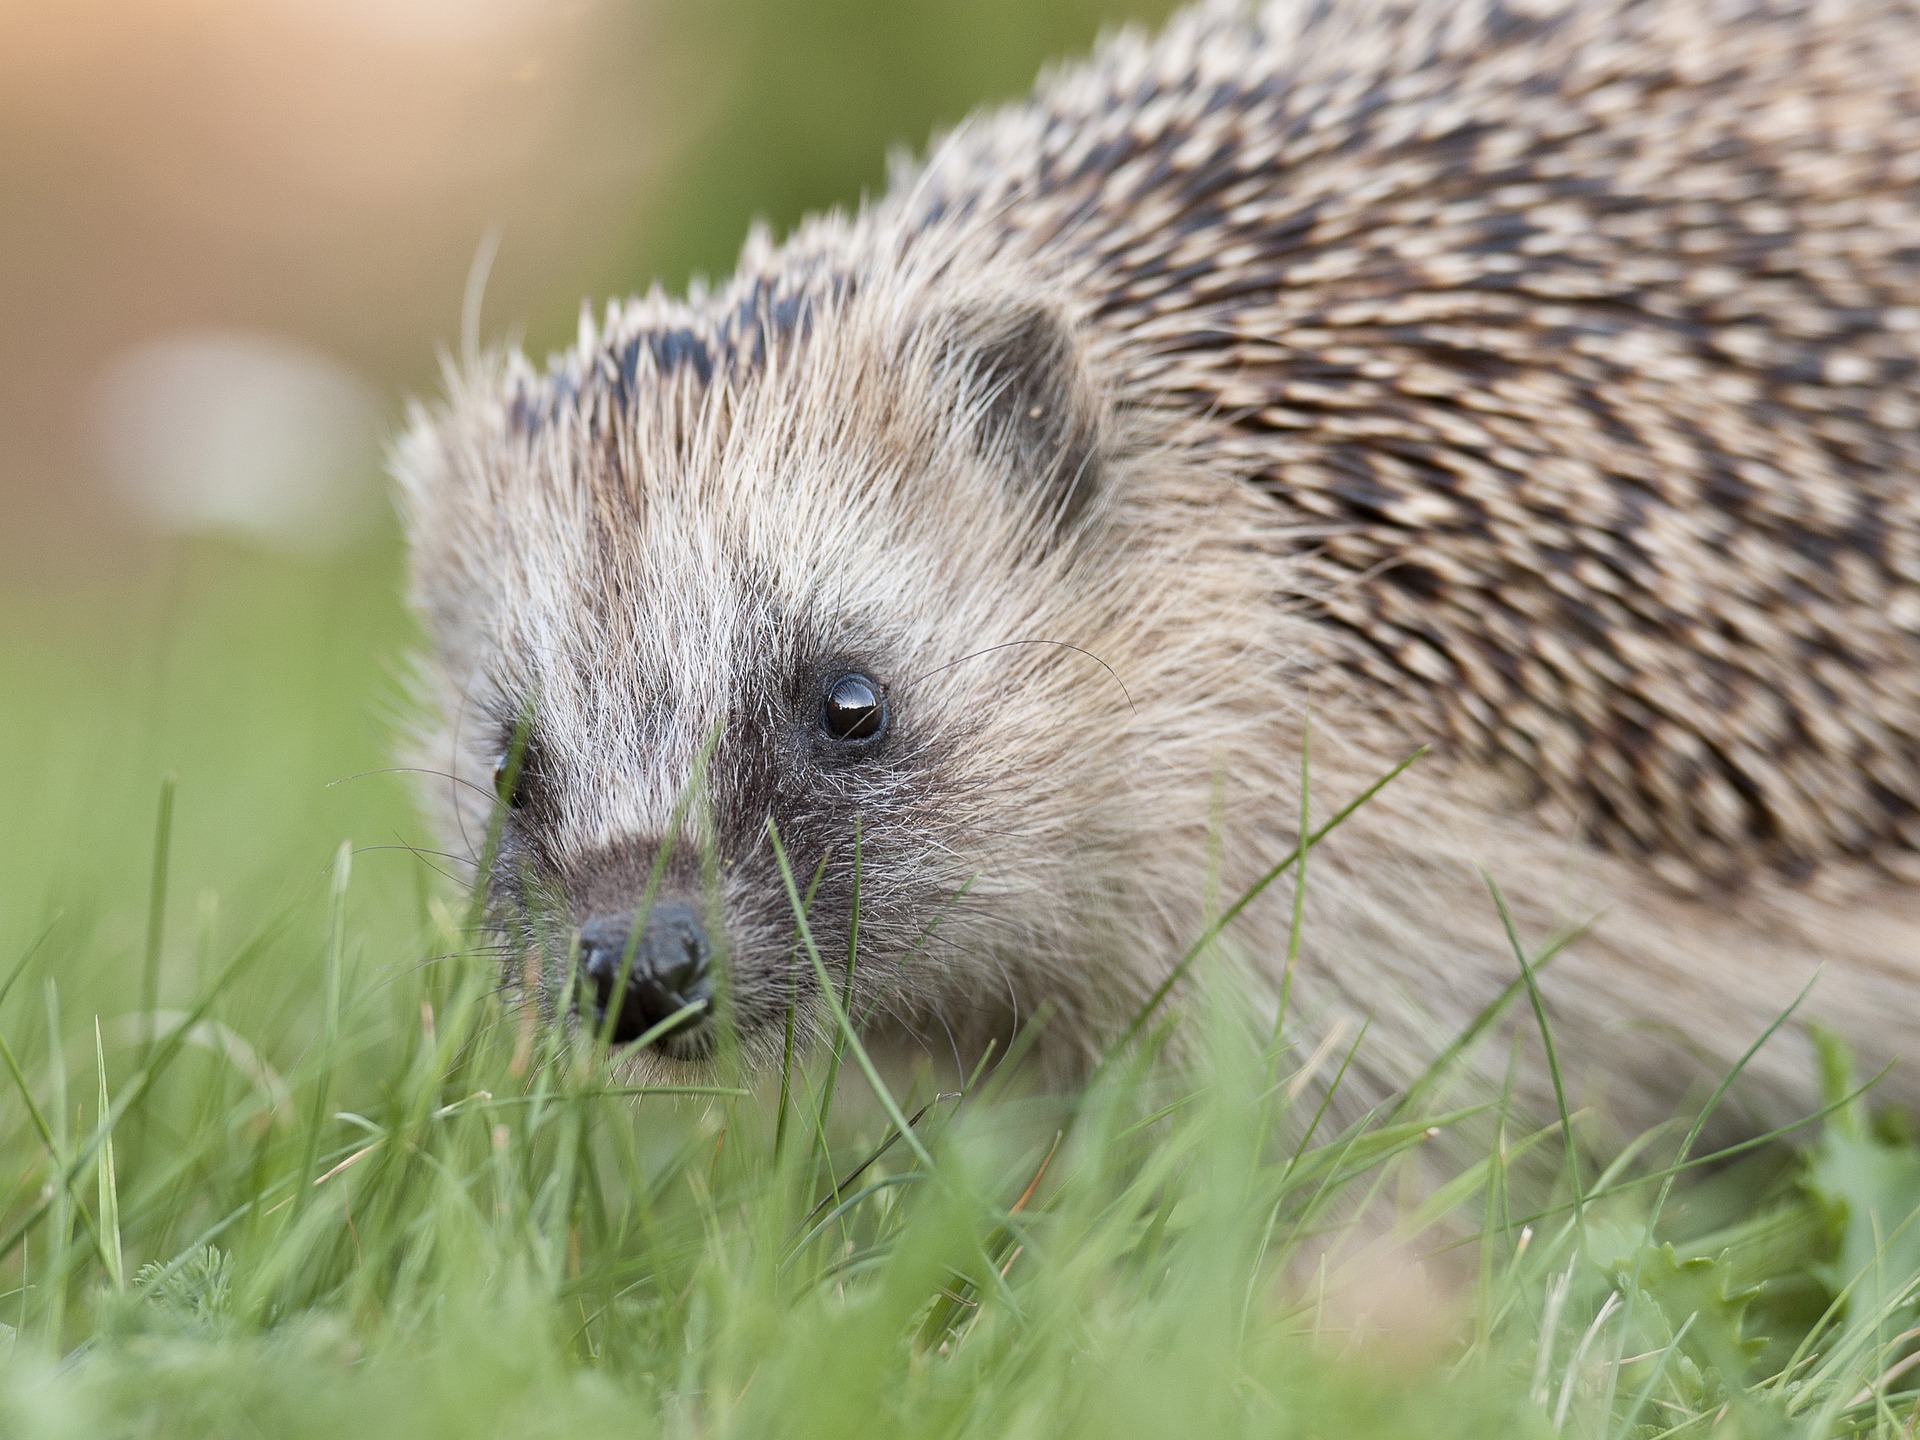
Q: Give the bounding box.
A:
[0,0,672,570]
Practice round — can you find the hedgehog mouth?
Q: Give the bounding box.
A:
[578,997,717,1063]
[645,1012,717,1062]
[585,985,717,1060]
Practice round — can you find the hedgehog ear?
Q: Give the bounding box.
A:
[939,299,1109,544]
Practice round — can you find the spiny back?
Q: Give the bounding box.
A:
[884,0,1920,883]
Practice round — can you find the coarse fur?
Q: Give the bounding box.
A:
[396,0,1920,1132]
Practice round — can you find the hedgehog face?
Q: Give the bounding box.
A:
[468,574,947,1064]
[396,282,1167,1071]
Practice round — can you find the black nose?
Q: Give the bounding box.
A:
[577,902,714,1046]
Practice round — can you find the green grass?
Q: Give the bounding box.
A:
[0,539,1916,1440]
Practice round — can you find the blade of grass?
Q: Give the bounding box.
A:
[776,852,831,1160]
[1103,745,1425,1071]
[1387,917,1591,1126]
[1484,869,1585,1239]
[0,917,58,1016]
[1271,713,1311,1054]
[1613,1313,1696,1439]
[290,843,352,1225]
[1425,1067,1895,1262]
[92,1019,124,1291]
[139,774,177,1067]
[1596,972,1825,1426]
[0,1020,114,1278]
[791,1095,952,1240]
[43,979,70,1345]
[0,911,289,1267]
[816,817,863,1139]
[767,820,931,1170]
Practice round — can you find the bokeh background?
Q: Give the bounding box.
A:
[0,0,1178,998]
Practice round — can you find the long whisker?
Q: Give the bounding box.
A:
[353,842,475,866]
[351,843,474,888]
[328,766,498,806]
[446,675,490,865]
[364,946,518,997]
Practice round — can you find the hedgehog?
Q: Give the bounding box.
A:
[395,0,1920,1131]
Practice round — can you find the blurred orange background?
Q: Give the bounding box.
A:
[2,0,664,570]
[0,0,1175,578]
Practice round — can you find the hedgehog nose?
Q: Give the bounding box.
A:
[577,903,713,1046]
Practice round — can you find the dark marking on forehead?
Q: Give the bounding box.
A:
[507,367,578,436]
[504,267,860,438]
[719,269,858,367]
[618,327,715,394]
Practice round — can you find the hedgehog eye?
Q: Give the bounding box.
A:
[493,742,536,808]
[821,672,887,745]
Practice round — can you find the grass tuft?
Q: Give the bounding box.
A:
[0,543,1915,1438]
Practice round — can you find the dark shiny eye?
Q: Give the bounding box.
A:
[493,743,535,808]
[822,672,887,744]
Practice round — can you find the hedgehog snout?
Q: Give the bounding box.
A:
[577,903,714,1049]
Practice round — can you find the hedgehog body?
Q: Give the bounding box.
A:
[399,0,1920,1127]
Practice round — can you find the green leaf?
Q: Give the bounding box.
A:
[1801,1030,1920,1347]
[1598,1231,1765,1405]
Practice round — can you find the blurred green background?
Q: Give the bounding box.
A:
[0,0,1177,1031]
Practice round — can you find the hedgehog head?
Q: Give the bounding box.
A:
[392,258,1234,1072]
